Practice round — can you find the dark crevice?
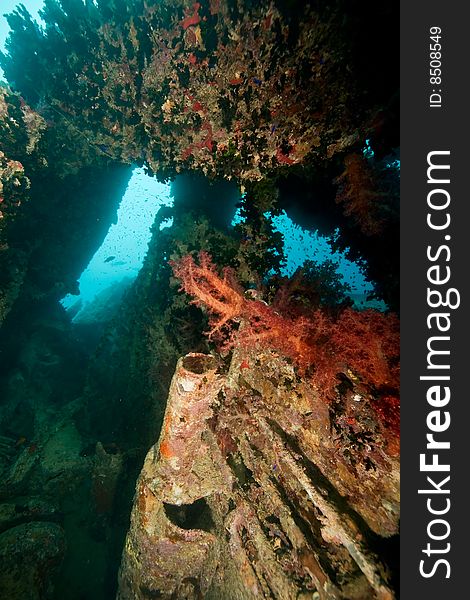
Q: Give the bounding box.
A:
[267,472,339,586]
[163,498,215,532]
[227,453,256,490]
[266,417,399,587]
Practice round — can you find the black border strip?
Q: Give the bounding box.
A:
[401,2,469,597]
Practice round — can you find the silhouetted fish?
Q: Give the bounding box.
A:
[104,256,116,263]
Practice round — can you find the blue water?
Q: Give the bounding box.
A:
[60,168,173,317]
[60,167,381,318]
[233,208,381,307]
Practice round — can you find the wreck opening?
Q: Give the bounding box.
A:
[61,167,174,325]
[182,353,218,375]
[163,499,215,533]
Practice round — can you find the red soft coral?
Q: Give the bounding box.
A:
[334,153,386,236]
[171,251,245,336]
[171,253,399,403]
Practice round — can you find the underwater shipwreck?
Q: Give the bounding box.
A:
[0,1,399,598]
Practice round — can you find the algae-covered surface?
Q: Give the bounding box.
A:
[0,1,399,598]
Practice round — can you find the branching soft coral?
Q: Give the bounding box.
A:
[171,252,399,402]
[171,251,245,336]
[334,153,387,236]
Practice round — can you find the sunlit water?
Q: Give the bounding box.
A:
[60,168,173,317]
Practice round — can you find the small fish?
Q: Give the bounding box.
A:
[104,256,116,263]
